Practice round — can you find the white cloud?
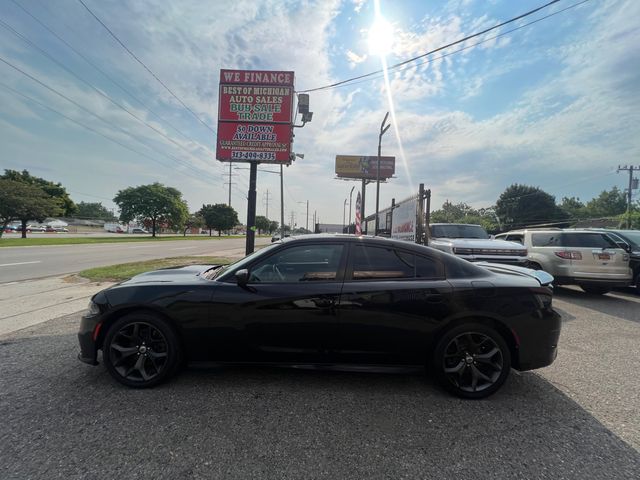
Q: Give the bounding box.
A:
[345,49,367,68]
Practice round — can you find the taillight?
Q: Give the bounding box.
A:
[554,251,582,260]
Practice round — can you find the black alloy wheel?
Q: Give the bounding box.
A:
[103,313,181,388]
[433,323,511,399]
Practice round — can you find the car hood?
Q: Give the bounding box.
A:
[431,238,525,250]
[476,262,554,287]
[118,264,219,285]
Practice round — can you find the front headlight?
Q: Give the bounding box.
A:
[87,301,101,316]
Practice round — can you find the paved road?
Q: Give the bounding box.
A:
[0,237,269,283]
[0,288,638,479]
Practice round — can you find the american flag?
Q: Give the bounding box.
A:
[355,191,362,235]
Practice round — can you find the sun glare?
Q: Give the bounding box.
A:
[368,16,393,56]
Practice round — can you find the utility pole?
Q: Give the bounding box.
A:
[225,162,235,207]
[290,210,296,232]
[280,164,285,239]
[263,189,271,218]
[618,165,639,228]
[306,200,309,232]
[245,162,257,255]
[375,112,391,235]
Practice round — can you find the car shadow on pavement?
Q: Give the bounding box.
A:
[554,287,640,324]
[1,324,639,479]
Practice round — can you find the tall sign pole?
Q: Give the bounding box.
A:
[216,69,295,254]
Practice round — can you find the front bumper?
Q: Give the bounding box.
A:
[77,313,101,365]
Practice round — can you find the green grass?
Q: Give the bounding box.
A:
[78,256,231,282]
[0,234,259,247]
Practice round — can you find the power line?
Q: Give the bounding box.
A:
[299,0,574,93]
[9,0,194,144]
[0,16,216,170]
[76,0,217,136]
[0,54,220,182]
[318,0,591,92]
[0,80,215,187]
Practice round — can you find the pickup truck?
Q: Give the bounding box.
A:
[429,223,528,265]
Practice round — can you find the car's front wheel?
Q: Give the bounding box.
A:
[102,313,182,388]
[433,323,511,399]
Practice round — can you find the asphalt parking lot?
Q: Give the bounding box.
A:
[1,288,639,479]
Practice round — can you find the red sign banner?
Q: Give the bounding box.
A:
[216,122,292,162]
[218,85,293,123]
[217,69,294,163]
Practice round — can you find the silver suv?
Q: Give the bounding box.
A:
[494,229,632,294]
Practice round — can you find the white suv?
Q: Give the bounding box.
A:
[429,223,528,265]
[494,229,632,294]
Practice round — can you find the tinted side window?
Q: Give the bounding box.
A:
[249,244,344,283]
[396,252,442,279]
[531,233,562,246]
[564,233,618,248]
[351,246,414,280]
[506,234,524,244]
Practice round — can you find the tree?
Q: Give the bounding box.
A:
[183,213,204,236]
[113,183,189,237]
[431,201,478,223]
[584,187,627,217]
[1,169,76,216]
[495,184,567,230]
[255,216,271,234]
[198,204,239,236]
[268,220,279,234]
[0,179,62,238]
[560,196,586,220]
[76,202,117,221]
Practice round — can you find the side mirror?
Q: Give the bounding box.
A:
[235,269,249,286]
[616,242,631,253]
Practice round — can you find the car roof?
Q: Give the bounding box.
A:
[280,233,439,253]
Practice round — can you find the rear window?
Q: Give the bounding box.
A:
[531,232,618,248]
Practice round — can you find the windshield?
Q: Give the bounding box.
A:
[215,243,281,280]
[612,231,640,248]
[430,224,490,239]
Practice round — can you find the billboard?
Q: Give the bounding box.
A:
[217,69,294,163]
[391,198,417,242]
[335,155,395,180]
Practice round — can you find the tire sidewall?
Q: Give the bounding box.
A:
[432,322,511,399]
[103,313,181,388]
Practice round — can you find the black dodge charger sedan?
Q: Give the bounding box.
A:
[78,235,561,399]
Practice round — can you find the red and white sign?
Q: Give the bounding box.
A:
[217,122,292,163]
[217,69,295,163]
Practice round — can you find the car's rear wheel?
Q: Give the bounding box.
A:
[634,273,640,295]
[433,323,511,399]
[103,313,181,388]
[580,285,610,295]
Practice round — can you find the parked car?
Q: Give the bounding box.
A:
[3,225,18,233]
[129,228,148,234]
[78,235,560,399]
[583,229,640,294]
[271,234,290,242]
[429,223,528,265]
[15,224,46,232]
[44,225,68,233]
[494,229,632,294]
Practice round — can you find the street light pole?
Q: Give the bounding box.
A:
[375,111,391,235]
[343,198,347,232]
[348,185,355,234]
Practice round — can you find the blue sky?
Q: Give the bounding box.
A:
[1,0,639,226]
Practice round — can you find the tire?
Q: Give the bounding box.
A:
[580,285,610,295]
[635,273,640,296]
[102,313,182,388]
[432,323,511,399]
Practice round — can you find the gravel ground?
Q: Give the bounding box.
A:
[1,291,639,480]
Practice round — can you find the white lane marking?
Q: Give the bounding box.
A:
[171,246,197,250]
[0,261,42,267]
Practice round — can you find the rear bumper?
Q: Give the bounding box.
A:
[77,313,100,366]
[515,308,562,371]
[463,256,528,265]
